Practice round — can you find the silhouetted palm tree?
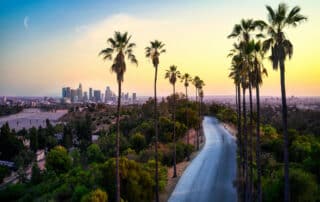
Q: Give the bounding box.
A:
[228,50,243,175]
[145,40,165,202]
[228,19,266,202]
[262,4,307,201]
[252,40,268,202]
[181,73,193,160]
[195,78,205,150]
[165,65,181,178]
[99,31,138,202]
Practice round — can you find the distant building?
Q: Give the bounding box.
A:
[77,83,83,101]
[83,92,88,101]
[105,86,113,102]
[93,90,101,102]
[89,88,93,101]
[71,89,78,102]
[132,93,137,102]
[62,87,71,98]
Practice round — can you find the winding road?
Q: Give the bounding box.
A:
[168,116,237,202]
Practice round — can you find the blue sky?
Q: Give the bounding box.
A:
[0,0,319,96]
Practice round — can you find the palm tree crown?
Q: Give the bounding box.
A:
[181,73,193,88]
[99,31,138,82]
[165,65,181,85]
[228,19,266,41]
[145,40,166,68]
[263,3,307,70]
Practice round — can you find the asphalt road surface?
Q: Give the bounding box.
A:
[168,116,237,202]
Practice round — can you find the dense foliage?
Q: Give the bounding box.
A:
[0,95,200,201]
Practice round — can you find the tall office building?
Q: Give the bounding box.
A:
[71,89,78,102]
[83,92,88,101]
[77,83,83,101]
[62,87,71,98]
[105,86,113,102]
[89,88,93,101]
[93,90,101,102]
[62,88,68,98]
[132,93,137,102]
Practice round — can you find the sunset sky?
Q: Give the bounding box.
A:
[0,0,319,97]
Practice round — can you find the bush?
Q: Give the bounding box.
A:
[130,133,146,153]
[87,144,105,163]
[46,146,72,174]
[81,188,107,202]
[262,167,319,202]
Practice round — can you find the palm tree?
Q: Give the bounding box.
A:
[192,76,200,148]
[181,73,193,160]
[195,78,205,150]
[193,76,200,103]
[228,19,266,202]
[165,65,181,178]
[228,44,244,180]
[145,40,165,202]
[252,40,268,202]
[228,19,266,43]
[198,88,204,143]
[262,4,307,201]
[99,31,138,202]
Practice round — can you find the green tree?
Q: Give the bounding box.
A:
[81,188,108,202]
[145,40,165,202]
[31,163,42,184]
[99,31,138,202]
[165,65,181,178]
[262,4,307,201]
[63,124,73,149]
[29,127,38,152]
[130,133,146,153]
[46,145,72,174]
[87,144,104,163]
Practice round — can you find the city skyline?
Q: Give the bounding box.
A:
[1,0,320,97]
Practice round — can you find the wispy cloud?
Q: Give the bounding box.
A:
[23,16,29,29]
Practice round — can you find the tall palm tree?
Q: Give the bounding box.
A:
[195,78,205,150]
[181,73,193,160]
[99,31,138,202]
[228,19,266,202]
[252,40,268,202]
[165,65,181,178]
[193,76,200,103]
[228,44,244,179]
[199,88,204,143]
[145,40,165,202]
[262,4,307,201]
[192,76,200,148]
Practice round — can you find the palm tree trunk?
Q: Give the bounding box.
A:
[116,80,121,202]
[195,87,198,147]
[154,65,159,202]
[186,86,190,161]
[280,61,290,202]
[237,83,242,174]
[248,83,253,202]
[256,81,262,202]
[242,86,247,202]
[196,88,200,151]
[173,84,177,178]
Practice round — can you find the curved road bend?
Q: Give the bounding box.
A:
[168,116,237,202]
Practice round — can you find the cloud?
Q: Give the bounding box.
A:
[23,16,29,29]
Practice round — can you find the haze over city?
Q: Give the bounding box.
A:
[1,0,319,97]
